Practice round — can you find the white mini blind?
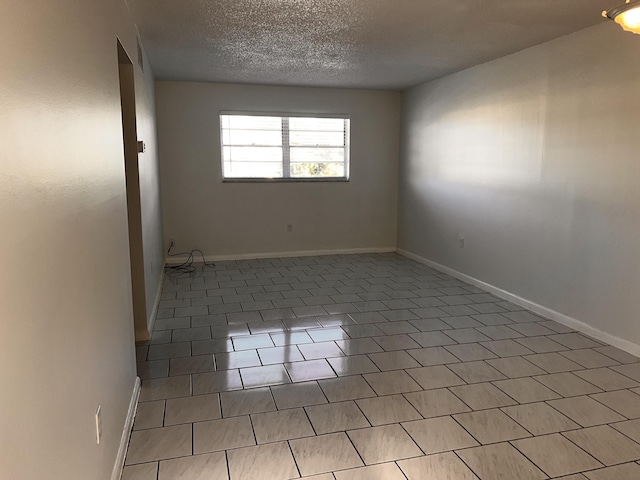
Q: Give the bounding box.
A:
[220,113,350,180]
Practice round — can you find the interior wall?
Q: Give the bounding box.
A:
[156,82,401,258]
[0,1,163,479]
[131,50,165,337]
[398,23,640,347]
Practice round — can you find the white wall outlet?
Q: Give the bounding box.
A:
[286,224,293,233]
[458,233,465,248]
[95,405,102,445]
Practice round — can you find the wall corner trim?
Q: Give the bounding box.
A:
[111,376,141,480]
[165,247,397,264]
[397,248,640,358]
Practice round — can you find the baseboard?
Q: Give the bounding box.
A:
[397,248,640,358]
[165,247,397,265]
[135,268,164,342]
[111,376,141,480]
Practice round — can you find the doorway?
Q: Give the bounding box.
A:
[117,40,148,340]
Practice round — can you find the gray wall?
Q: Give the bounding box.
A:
[156,82,401,258]
[398,23,640,350]
[0,0,163,478]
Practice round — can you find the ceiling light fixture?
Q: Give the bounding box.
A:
[603,0,640,34]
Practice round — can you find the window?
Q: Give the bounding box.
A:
[220,113,350,181]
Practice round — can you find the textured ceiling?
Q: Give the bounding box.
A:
[127,0,613,90]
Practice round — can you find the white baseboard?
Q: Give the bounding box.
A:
[136,268,165,342]
[397,248,640,358]
[144,265,165,341]
[165,247,397,265]
[111,376,141,480]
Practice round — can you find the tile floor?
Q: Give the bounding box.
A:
[123,253,640,479]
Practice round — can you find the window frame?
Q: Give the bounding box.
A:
[219,111,351,183]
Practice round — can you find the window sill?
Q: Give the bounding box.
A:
[222,177,350,183]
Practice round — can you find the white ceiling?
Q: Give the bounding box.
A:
[127,0,614,90]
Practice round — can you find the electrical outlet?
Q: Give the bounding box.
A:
[458,233,465,249]
[286,224,293,233]
[95,406,102,445]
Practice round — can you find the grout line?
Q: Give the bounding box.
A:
[512,433,603,478]
[285,440,303,478]
[224,450,231,480]
[392,460,411,480]
[342,429,367,470]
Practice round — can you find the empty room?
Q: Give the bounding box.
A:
[2,1,640,479]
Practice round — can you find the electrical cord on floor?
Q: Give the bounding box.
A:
[164,241,216,277]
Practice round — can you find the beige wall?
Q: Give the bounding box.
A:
[398,24,640,350]
[156,82,401,258]
[0,1,163,478]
